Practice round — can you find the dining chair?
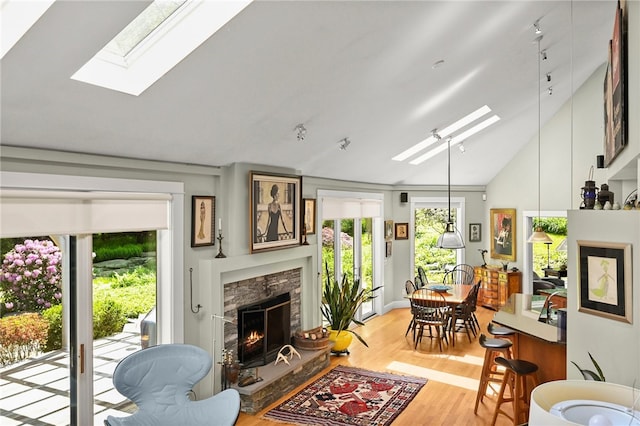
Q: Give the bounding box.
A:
[417,265,429,286]
[443,266,474,285]
[404,280,418,337]
[410,289,451,352]
[449,282,481,342]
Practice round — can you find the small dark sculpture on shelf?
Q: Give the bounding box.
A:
[478,249,488,267]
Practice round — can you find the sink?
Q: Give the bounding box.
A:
[550,399,640,425]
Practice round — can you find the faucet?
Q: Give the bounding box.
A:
[538,290,564,324]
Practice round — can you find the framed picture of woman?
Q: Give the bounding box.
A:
[490,208,516,262]
[250,172,302,253]
[191,196,215,247]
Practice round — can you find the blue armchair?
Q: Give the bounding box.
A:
[105,344,240,426]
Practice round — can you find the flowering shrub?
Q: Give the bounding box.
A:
[0,312,49,366]
[1,239,62,314]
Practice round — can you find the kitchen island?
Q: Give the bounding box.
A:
[493,293,567,384]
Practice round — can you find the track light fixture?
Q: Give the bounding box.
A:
[294,124,307,142]
[533,20,542,34]
[338,137,351,151]
[548,87,553,96]
[546,73,551,82]
[541,50,548,61]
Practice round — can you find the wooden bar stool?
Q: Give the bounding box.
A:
[491,356,539,426]
[488,322,517,355]
[474,334,513,414]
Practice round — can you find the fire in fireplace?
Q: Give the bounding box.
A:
[237,292,291,367]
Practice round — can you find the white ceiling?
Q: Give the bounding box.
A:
[0,0,615,186]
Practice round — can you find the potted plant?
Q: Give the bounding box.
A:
[321,264,380,353]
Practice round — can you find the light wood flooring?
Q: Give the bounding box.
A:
[236,305,519,426]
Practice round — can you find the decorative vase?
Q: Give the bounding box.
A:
[328,328,353,353]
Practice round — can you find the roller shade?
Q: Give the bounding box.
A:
[321,197,382,219]
[0,189,171,238]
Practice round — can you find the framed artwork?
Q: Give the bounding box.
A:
[395,222,408,240]
[384,220,393,241]
[490,208,516,262]
[604,2,627,167]
[191,196,215,247]
[250,172,302,253]
[385,241,392,258]
[303,198,316,235]
[469,223,482,242]
[578,240,632,323]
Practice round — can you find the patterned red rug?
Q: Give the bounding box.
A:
[263,365,427,426]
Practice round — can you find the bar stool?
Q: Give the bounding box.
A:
[491,356,539,426]
[474,334,513,414]
[488,322,515,338]
[488,322,517,354]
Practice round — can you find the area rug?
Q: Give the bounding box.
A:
[263,365,427,426]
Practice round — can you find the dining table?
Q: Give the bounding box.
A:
[406,283,474,347]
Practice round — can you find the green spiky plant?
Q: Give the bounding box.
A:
[571,352,606,381]
[321,263,381,347]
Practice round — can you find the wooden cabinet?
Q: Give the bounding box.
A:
[474,266,521,310]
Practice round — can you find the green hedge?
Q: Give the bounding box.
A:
[93,244,143,263]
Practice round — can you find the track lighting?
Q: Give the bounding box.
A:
[294,124,307,142]
[546,73,551,82]
[533,20,542,35]
[541,50,547,61]
[548,87,553,96]
[338,137,351,151]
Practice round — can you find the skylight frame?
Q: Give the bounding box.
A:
[392,105,492,162]
[409,114,501,165]
[1,0,56,59]
[71,0,253,96]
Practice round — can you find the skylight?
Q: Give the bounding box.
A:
[71,0,253,96]
[392,105,499,164]
[1,0,56,59]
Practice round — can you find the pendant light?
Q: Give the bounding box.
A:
[437,135,465,249]
[527,33,553,244]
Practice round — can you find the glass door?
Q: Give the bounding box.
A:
[359,218,374,319]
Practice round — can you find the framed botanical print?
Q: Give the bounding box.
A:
[469,223,481,242]
[250,172,302,253]
[490,208,516,262]
[191,196,215,247]
[578,240,632,323]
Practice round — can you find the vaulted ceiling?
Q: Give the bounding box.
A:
[1,1,615,186]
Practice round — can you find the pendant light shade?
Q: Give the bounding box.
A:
[437,136,465,249]
[527,33,552,245]
[528,227,553,244]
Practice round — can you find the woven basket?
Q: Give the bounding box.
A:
[293,327,330,351]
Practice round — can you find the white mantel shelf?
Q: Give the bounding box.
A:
[197,244,319,396]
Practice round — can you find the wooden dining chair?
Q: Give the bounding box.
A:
[410,289,451,352]
[449,282,481,342]
[404,280,418,337]
[443,265,474,285]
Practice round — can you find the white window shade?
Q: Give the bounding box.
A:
[321,197,382,220]
[0,190,171,238]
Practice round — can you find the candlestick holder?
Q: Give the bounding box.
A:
[215,231,226,258]
[302,224,309,245]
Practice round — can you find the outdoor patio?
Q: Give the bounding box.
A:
[1,331,139,426]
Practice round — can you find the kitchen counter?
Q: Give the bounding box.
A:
[493,293,567,383]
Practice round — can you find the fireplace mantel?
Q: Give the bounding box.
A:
[197,244,319,395]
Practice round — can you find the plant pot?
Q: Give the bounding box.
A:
[327,328,353,353]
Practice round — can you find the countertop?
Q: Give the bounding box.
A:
[493,293,564,343]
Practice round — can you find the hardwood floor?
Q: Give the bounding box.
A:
[236,306,517,426]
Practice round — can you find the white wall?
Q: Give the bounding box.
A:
[567,211,640,386]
